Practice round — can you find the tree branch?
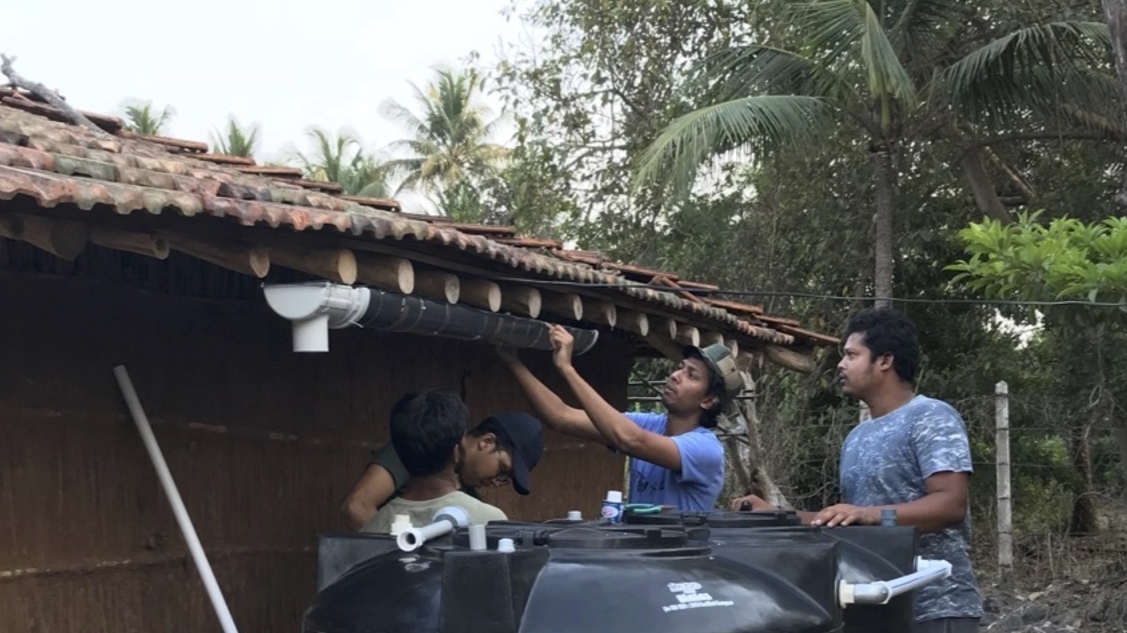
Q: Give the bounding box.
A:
[1,54,105,133]
[984,146,1036,201]
[956,130,1120,164]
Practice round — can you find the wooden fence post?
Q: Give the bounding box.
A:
[995,380,1014,586]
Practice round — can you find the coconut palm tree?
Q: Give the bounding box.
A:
[211,117,260,158]
[292,127,391,197]
[380,69,508,203]
[122,100,175,136]
[637,0,1116,306]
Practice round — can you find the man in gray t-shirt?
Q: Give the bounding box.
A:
[732,308,983,633]
[839,394,983,629]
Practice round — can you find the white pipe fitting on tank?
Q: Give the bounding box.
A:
[397,506,471,552]
[838,557,952,607]
[468,524,487,551]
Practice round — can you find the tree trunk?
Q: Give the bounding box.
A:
[1101,0,1127,209]
[1067,421,1099,534]
[872,148,895,308]
[1114,425,1127,486]
[959,148,1012,223]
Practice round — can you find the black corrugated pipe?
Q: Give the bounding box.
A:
[263,281,599,354]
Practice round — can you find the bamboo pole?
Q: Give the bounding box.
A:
[996,380,1013,587]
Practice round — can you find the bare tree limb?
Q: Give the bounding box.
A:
[955,130,1121,165]
[1,54,105,134]
[983,146,1037,201]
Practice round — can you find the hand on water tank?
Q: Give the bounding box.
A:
[810,503,879,528]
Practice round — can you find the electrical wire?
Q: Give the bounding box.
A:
[491,277,1127,308]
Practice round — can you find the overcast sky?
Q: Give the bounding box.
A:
[6,0,529,166]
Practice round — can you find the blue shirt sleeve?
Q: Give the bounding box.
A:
[670,429,724,485]
[911,401,974,479]
[619,413,723,484]
[623,411,666,433]
[604,412,664,455]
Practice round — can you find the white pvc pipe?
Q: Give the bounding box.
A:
[396,506,470,552]
[838,558,953,607]
[398,520,456,552]
[468,524,487,551]
[113,366,239,633]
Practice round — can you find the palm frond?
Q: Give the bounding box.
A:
[634,95,833,196]
[210,116,259,157]
[123,101,176,136]
[804,0,917,115]
[887,0,967,58]
[380,99,430,138]
[688,44,852,104]
[382,67,506,195]
[937,22,1113,122]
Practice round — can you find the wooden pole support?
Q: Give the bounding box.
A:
[461,279,502,312]
[18,214,88,260]
[90,226,170,259]
[700,331,724,347]
[541,292,583,321]
[416,271,460,304]
[270,247,357,284]
[674,324,700,347]
[356,255,414,294]
[584,300,617,328]
[165,234,270,278]
[500,284,541,317]
[763,344,816,374]
[656,318,678,340]
[996,380,1013,586]
[725,338,740,359]
[617,310,649,337]
[644,333,684,362]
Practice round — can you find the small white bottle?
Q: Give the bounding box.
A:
[601,490,624,524]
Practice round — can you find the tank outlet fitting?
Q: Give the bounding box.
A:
[397,506,470,552]
[838,558,952,607]
[468,524,487,551]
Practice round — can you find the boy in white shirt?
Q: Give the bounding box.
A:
[361,391,507,533]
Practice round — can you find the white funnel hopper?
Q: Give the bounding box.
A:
[263,282,370,352]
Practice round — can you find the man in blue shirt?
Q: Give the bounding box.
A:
[731,308,983,633]
[498,324,740,511]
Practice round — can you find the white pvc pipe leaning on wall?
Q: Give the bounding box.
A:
[113,365,240,633]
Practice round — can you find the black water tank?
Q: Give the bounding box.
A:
[304,519,907,633]
[623,510,918,633]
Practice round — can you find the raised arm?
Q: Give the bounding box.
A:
[544,325,685,472]
[496,345,606,443]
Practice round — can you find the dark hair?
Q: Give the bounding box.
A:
[468,417,513,453]
[389,390,469,478]
[842,307,920,383]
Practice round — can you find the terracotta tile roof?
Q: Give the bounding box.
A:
[0,96,838,354]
